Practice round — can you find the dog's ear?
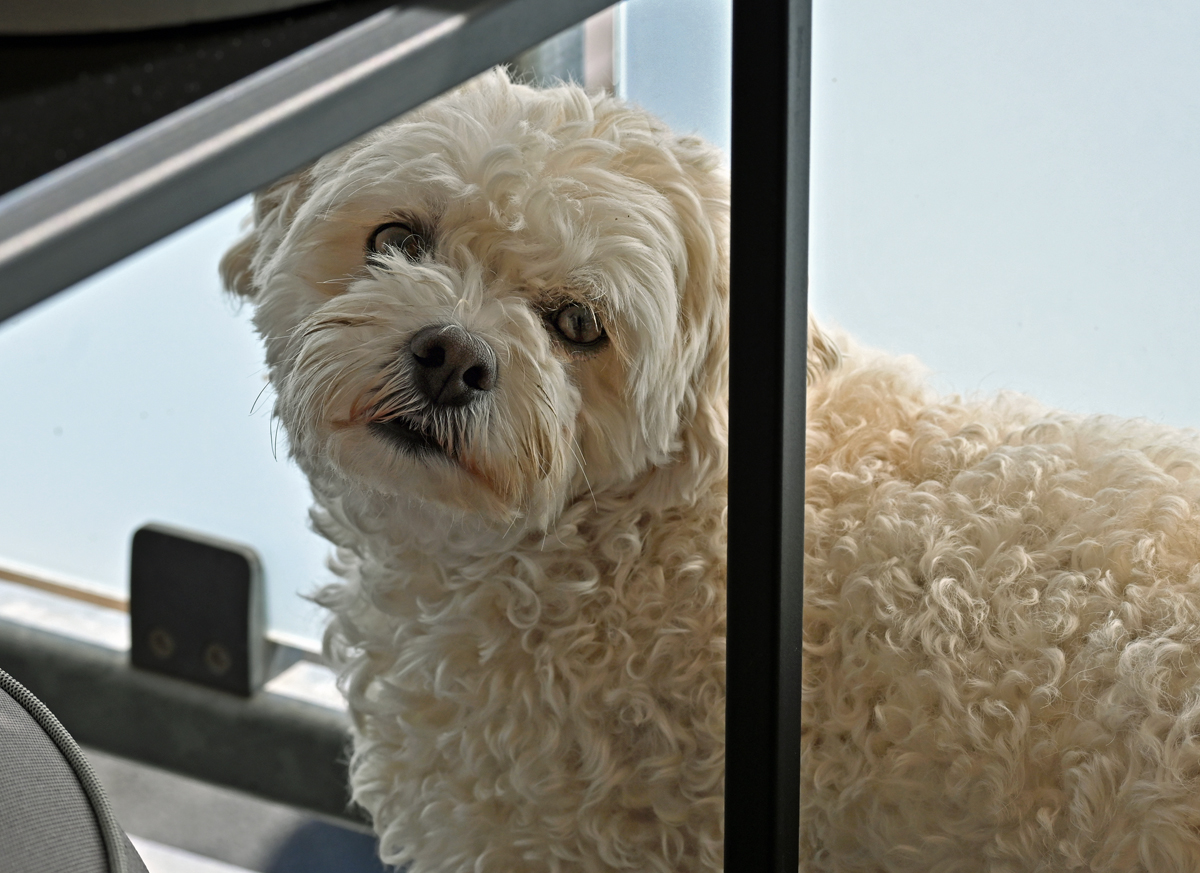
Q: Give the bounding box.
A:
[651,130,731,484]
[221,168,312,299]
[807,314,841,384]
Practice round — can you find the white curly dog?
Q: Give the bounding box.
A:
[223,70,1200,872]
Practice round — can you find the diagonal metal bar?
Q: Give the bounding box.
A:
[0,0,612,324]
[725,0,810,869]
[0,1,400,197]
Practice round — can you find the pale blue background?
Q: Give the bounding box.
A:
[620,0,732,157]
[3,1,1198,640]
[0,201,331,640]
[808,1,1200,423]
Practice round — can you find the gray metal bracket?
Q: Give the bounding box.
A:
[130,524,267,697]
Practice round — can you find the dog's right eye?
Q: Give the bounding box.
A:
[552,303,606,347]
[368,223,428,262]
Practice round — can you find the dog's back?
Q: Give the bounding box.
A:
[803,328,1200,871]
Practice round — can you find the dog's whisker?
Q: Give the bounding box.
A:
[249,380,273,417]
[566,435,597,511]
[269,414,282,461]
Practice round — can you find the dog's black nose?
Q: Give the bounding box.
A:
[409,324,498,406]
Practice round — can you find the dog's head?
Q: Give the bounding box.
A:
[222,71,729,533]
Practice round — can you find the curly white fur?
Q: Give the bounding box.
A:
[804,326,1200,871]
[223,71,728,872]
[224,69,1200,873]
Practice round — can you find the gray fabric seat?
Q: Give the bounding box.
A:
[0,667,147,873]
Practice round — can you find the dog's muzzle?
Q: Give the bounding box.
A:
[367,323,497,460]
[409,323,498,407]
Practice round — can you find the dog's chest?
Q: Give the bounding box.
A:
[358,508,727,772]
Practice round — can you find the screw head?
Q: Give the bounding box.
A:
[203,642,233,676]
[147,627,175,660]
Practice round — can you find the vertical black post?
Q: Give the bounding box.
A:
[725,0,810,870]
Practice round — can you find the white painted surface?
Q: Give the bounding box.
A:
[263,659,346,712]
[0,580,129,647]
[131,837,255,873]
[0,577,129,650]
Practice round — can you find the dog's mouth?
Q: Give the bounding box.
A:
[368,416,446,458]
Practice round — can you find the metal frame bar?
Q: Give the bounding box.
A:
[726,0,809,869]
[0,0,612,323]
[0,0,399,197]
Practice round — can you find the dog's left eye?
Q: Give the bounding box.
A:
[368,222,428,262]
[553,303,605,346]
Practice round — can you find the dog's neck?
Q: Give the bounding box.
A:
[310,455,727,574]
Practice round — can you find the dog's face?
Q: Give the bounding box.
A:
[223,72,729,534]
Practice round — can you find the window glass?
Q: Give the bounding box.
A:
[8,1,1192,647]
[618,0,732,157]
[810,1,1200,426]
[0,199,329,642]
[624,0,1200,427]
